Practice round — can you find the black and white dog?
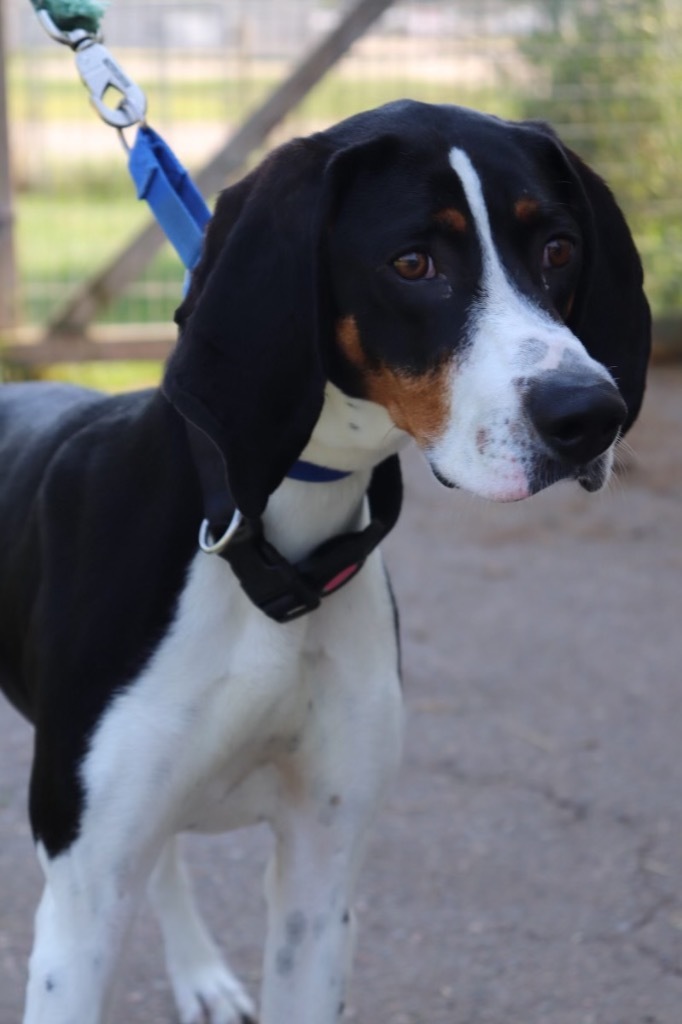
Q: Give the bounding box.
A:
[0,101,649,1024]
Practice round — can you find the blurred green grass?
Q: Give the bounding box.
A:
[9,54,504,124]
[16,194,185,326]
[41,360,163,391]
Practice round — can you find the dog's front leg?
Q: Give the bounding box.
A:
[23,841,151,1024]
[259,634,404,1023]
[148,837,256,1024]
[261,814,362,1024]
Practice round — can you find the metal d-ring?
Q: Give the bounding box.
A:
[198,509,243,555]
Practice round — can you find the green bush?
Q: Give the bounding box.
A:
[518,0,682,315]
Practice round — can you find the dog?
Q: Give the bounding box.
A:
[0,100,650,1024]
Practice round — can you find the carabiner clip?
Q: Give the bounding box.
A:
[75,41,147,128]
[36,9,147,129]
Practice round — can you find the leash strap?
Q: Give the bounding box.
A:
[32,1,403,623]
[130,130,399,622]
[186,423,402,624]
[129,125,211,272]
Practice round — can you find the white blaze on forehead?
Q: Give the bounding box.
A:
[449,148,507,292]
[449,146,556,333]
[447,145,611,375]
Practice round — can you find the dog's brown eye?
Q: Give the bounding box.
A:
[543,237,575,270]
[392,252,436,281]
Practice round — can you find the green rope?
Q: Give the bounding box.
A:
[30,0,108,35]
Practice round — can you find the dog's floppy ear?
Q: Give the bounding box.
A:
[528,125,651,433]
[564,149,651,433]
[163,136,336,519]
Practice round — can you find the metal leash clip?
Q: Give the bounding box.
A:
[36,9,147,129]
[74,41,147,128]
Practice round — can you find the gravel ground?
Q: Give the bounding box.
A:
[1,365,681,1024]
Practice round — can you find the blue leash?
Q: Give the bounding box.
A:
[128,124,211,274]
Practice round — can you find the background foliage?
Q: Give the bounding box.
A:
[5,0,682,356]
[519,0,682,315]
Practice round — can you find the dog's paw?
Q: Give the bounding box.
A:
[172,960,256,1024]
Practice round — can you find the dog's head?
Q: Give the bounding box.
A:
[164,101,650,516]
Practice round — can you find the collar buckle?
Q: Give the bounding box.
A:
[214,518,322,622]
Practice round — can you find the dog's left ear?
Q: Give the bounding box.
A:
[527,125,651,433]
[557,137,651,432]
[565,149,651,433]
[163,136,337,518]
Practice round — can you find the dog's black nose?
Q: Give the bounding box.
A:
[526,372,627,465]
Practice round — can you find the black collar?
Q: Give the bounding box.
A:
[186,423,403,623]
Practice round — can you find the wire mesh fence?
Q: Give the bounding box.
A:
[5,0,682,335]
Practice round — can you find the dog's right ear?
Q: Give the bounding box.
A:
[163,137,336,519]
[174,172,256,329]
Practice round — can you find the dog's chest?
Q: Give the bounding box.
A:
[169,639,326,836]
[79,553,343,839]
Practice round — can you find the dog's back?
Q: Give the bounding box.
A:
[0,383,109,716]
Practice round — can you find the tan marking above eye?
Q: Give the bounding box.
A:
[514,196,541,222]
[435,207,467,233]
[335,315,451,446]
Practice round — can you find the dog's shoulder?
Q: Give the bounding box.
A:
[0,384,202,729]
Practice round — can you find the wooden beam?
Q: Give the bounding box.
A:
[47,0,396,339]
[2,322,175,365]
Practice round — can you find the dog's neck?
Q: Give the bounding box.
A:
[262,383,407,564]
[299,382,407,474]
